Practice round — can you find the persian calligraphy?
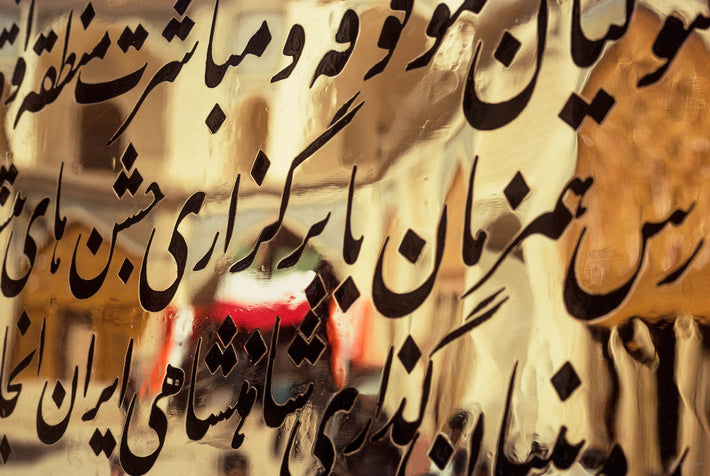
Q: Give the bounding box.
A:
[0,0,707,474]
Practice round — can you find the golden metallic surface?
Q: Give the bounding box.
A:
[0,0,708,475]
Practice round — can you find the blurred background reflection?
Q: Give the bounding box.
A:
[0,0,709,474]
